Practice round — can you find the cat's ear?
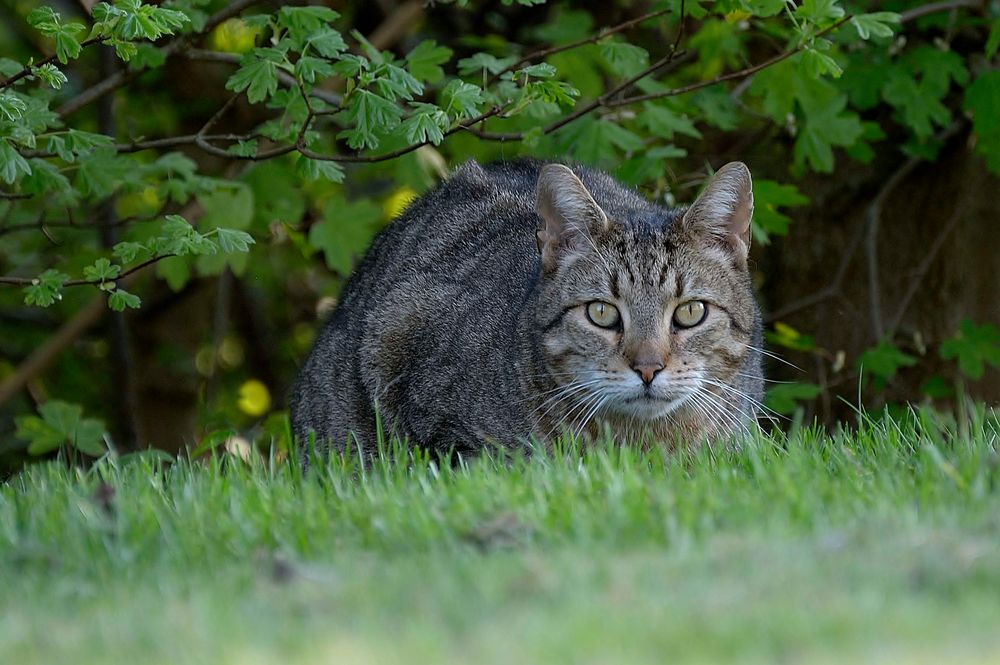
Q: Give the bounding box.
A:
[682,162,754,261]
[535,164,609,270]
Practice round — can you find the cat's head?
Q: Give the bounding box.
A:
[533,162,759,431]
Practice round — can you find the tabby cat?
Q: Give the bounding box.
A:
[291,159,764,456]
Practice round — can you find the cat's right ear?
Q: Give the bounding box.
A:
[535,164,609,271]
[681,162,754,263]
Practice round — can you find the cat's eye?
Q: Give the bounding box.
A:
[586,301,621,329]
[673,301,707,328]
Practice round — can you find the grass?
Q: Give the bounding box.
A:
[2,407,1000,664]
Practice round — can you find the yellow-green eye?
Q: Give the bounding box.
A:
[673,301,707,328]
[586,301,621,329]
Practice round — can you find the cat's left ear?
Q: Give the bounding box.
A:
[681,162,754,262]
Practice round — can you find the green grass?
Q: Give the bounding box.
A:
[2,407,1000,665]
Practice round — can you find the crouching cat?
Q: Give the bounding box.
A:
[291,159,764,457]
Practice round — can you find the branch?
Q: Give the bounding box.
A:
[492,7,673,82]
[899,0,983,22]
[0,254,174,287]
[299,106,507,164]
[57,0,261,118]
[864,120,964,339]
[467,17,849,144]
[0,211,164,237]
[0,37,105,91]
[609,17,850,108]
[183,49,343,107]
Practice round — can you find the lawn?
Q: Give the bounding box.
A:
[2,408,999,665]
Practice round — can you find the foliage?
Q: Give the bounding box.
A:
[1,0,998,464]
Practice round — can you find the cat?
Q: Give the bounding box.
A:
[291,159,764,458]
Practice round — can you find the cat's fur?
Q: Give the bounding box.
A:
[291,159,764,457]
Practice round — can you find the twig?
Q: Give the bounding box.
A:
[299,105,506,163]
[765,221,866,324]
[57,0,260,118]
[183,49,343,107]
[865,120,964,340]
[885,202,966,334]
[492,7,673,82]
[0,37,105,91]
[0,255,174,286]
[899,0,983,22]
[609,17,850,108]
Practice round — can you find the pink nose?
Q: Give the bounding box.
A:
[632,363,663,385]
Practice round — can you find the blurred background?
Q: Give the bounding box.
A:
[1,0,998,474]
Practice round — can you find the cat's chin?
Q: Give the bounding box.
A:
[612,393,690,421]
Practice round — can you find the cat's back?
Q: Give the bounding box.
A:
[292,160,547,452]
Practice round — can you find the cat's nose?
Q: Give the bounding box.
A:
[632,362,664,385]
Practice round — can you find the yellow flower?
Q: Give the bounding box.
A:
[238,379,271,417]
[383,186,418,220]
[115,186,161,218]
[208,19,260,54]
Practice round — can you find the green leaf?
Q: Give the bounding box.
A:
[22,159,73,198]
[751,180,809,243]
[294,56,334,83]
[113,241,149,264]
[765,383,822,415]
[794,88,863,172]
[406,40,453,84]
[558,116,644,166]
[600,41,649,77]
[851,12,900,40]
[295,155,345,182]
[882,69,951,139]
[0,139,31,184]
[921,375,954,399]
[75,148,132,198]
[802,48,842,79]
[54,29,83,64]
[216,228,255,253]
[156,256,192,291]
[308,28,348,58]
[939,321,1000,380]
[796,0,845,23]
[339,89,402,150]
[227,140,259,158]
[858,340,917,386]
[108,288,141,312]
[0,91,28,121]
[641,103,702,140]
[401,104,449,145]
[964,71,1000,175]
[83,258,122,283]
[23,269,69,307]
[440,80,484,120]
[766,322,817,352]
[15,400,107,456]
[226,54,279,104]
[988,18,1000,58]
[457,53,516,77]
[308,195,383,275]
[517,63,557,79]
[34,63,68,89]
